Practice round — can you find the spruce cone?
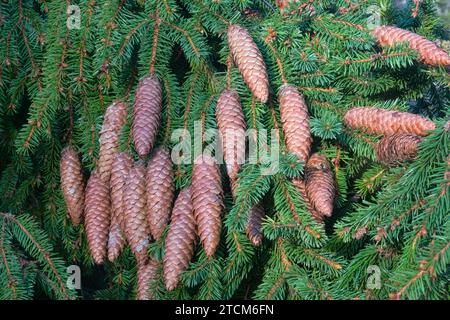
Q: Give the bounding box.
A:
[279,84,312,164]
[85,172,111,264]
[60,146,85,226]
[98,101,128,183]
[372,25,450,66]
[375,133,421,166]
[191,155,224,257]
[132,76,162,157]
[228,24,269,103]
[344,107,435,136]
[146,147,174,240]
[164,187,196,291]
[246,203,265,246]
[137,259,159,300]
[124,162,150,258]
[305,154,335,218]
[108,152,133,262]
[292,178,323,222]
[216,89,246,183]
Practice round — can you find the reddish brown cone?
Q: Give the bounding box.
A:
[228,24,269,103]
[164,187,196,291]
[85,172,111,264]
[373,25,450,66]
[146,147,174,240]
[60,146,85,226]
[191,155,224,257]
[375,133,421,166]
[292,178,323,222]
[279,84,312,164]
[137,259,159,300]
[344,107,435,136]
[98,101,128,183]
[132,76,162,157]
[305,154,335,218]
[124,162,150,259]
[246,203,265,246]
[216,89,246,183]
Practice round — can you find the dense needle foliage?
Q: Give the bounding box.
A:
[0,0,449,300]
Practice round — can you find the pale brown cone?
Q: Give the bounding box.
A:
[373,25,450,66]
[110,152,133,232]
[108,153,132,262]
[85,172,111,264]
[191,155,224,257]
[305,153,335,218]
[124,162,150,258]
[292,178,323,222]
[228,24,269,103]
[146,147,174,240]
[60,146,85,226]
[344,107,436,136]
[246,203,265,246]
[98,101,128,183]
[132,76,162,157]
[279,84,312,164]
[164,187,196,291]
[375,133,421,166]
[137,259,159,300]
[216,89,246,183]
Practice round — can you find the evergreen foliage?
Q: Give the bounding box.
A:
[0,0,448,300]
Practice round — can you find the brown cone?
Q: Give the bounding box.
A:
[372,25,450,66]
[228,24,269,103]
[85,172,111,264]
[375,133,421,166]
[137,259,159,300]
[124,162,150,258]
[216,89,246,183]
[98,101,128,183]
[246,203,265,246]
[191,155,224,257]
[132,76,162,157]
[163,187,196,291]
[108,152,133,262]
[60,146,85,226]
[305,153,335,218]
[279,84,312,164]
[146,147,174,240]
[292,178,323,222]
[344,107,435,136]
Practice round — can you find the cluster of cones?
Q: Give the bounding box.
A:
[60,18,445,299]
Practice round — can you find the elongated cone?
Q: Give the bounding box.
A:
[146,147,174,240]
[132,76,162,157]
[372,25,450,66]
[375,133,421,166]
[60,146,85,226]
[110,152,133,232]
[292,178,323,222]
[246,203,265,246]
[98,101,128,183]
[191,155,224,257]
[228,24,269,103]
[216,90,246,184]
[124,162,150,258]
[108,152,132,262]
[137,259,159,300]
[305,154,335,218]
[164,187,196,291]
[344,107,435,136]
[85,172,110,264]
[279,84,312,164]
